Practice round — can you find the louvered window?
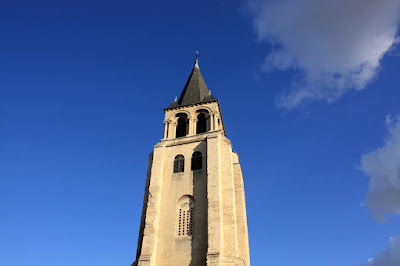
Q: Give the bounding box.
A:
[173,155,184,173]
[177,196,194,237]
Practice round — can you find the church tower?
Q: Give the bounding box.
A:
[133,58,250,266]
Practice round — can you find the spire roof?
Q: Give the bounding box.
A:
[166,59,216,110]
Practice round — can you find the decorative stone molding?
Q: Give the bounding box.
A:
[166,109,191,121]
[178,195,194,210]
[193,105,214,115]
[207,252,221,265]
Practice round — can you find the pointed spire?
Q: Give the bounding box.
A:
[175,57,211,106]
[165,55,217,110]
[195,52,199,69]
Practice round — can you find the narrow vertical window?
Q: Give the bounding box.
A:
[195,109,210,134]
[177,196,194,237]
[191,151,202,170]
[173,155,184,173]
[176,115,188,138]
[196,113,207,134]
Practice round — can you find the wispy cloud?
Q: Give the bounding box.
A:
[248,0,400,109]
[360,114,400,222]
[361,236,400,266]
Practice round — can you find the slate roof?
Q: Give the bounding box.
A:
[165,60,217,110]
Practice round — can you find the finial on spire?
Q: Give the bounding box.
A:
[174,96,177,102]
[195,50,199,67]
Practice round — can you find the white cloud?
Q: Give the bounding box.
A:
[360,114,400,222]
[248,0,400,109]
[361,236,400,266]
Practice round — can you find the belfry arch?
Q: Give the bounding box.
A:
[195,109,211,134]
[175,113,189,138]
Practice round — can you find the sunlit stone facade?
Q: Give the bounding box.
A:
[132,60,250,266]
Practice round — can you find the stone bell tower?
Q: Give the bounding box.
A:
[133,58,250,266]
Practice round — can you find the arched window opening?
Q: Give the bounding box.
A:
[196,114,207,134]
[177,196,194,237]
[173,154,184,173]
[191,151,202,170]
[196,110,210,134]
[176,114,188,138]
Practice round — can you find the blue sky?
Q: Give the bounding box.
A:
[1,1,400,265]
